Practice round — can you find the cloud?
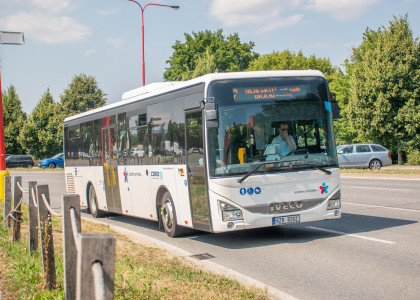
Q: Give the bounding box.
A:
[106,38,124,48]
[306,0,380,20]
[84,49,97,57]
[97,8,120,16]
[210,0,303,31]
[0,11,90,44]
[32,0,71,13]
[344,41,359,49]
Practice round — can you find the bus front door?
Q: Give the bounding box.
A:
[102,127,122,213]
[186,110,211,232]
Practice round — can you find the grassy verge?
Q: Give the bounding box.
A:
[339,168,420,175]
[0,203,269,299]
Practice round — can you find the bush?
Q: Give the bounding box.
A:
[407,150,420,165]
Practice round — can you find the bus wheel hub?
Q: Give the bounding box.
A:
[161,201,174,229]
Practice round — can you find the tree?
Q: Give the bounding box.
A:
[328,69,360,145]
[60,74,106,118]
[247,50,335,78]
[164,29,259,81]
[182,49,218,80]
[1,85,26,154]
[18,89,62,159]
[347,15,420,164]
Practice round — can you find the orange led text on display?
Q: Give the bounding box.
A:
[233,86,302,101]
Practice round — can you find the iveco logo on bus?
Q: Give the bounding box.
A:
[269,201,303,212]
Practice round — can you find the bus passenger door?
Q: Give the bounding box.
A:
[102,127,122,213]
[186,110,211,231]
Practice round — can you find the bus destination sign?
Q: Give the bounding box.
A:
[233,85,309,102]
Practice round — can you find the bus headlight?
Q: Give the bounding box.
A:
[222,210,243,221]
[219,201,244,221]
[327,189,341,209]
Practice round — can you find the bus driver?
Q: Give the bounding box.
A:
[271,122,296,156]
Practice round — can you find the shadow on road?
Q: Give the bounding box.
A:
[82,210,416,250]
[186,213,416,249]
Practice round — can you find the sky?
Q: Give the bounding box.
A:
[0,0,419,114]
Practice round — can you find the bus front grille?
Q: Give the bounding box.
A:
[66,173,76,194]
[244,198,325,214]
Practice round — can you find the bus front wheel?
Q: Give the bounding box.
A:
[160,192,186,237]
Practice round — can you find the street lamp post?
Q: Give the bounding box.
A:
[128,1,179,86]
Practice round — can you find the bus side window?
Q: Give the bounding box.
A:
[117,113,128,165]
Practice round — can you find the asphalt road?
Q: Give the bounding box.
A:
[9,171,420,299]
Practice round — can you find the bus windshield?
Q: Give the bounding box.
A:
[207,76,338,178]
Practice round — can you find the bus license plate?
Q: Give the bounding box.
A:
[272,215,300,226]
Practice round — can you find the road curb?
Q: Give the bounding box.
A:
[82,216,299,300]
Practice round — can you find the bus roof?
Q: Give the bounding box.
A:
[64,70,325,124]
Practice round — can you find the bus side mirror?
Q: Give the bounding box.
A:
[205,102,219,128]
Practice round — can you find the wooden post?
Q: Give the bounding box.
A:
[3,176,11,228]
[37,184,56,289]
[28,181,38,254]
[62,194,81,300]
[76,234,116,300]
[12,176,22,242]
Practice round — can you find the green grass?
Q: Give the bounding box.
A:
[339,168,420,175]
[0,202,269,300]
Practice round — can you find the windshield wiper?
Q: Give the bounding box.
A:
[237,161,278,183]
[237,159,308,183]
[295,163,332,175]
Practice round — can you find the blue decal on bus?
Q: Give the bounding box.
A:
[124,167,128,183]
[324,101,331,112]
[240,188,246,195]
[247,187,254,195]
[255,187,261,194]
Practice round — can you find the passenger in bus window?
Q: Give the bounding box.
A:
[271,122,296,156]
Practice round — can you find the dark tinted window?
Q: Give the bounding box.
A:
[65,125,81,166]
[356,145,371,153]
[341,146,354,154]
[371,145,386,152]
[118,113,129,165]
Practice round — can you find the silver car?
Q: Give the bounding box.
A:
[337,143,392,170]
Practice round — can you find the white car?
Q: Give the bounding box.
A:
[131,148,146,158]
[337,143,392,170]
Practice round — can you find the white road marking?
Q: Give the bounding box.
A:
[307,226,395,244]
[345,185,411,191]
[343,202,420,213]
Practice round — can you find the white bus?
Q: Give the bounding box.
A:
[64,70,341,237]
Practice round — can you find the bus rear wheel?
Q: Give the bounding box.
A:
[88,184,103,218]
[160,191,186,237]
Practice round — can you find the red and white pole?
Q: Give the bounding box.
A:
[0,70,10,201]
[0,70,6,170]
[0,31,24,201]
